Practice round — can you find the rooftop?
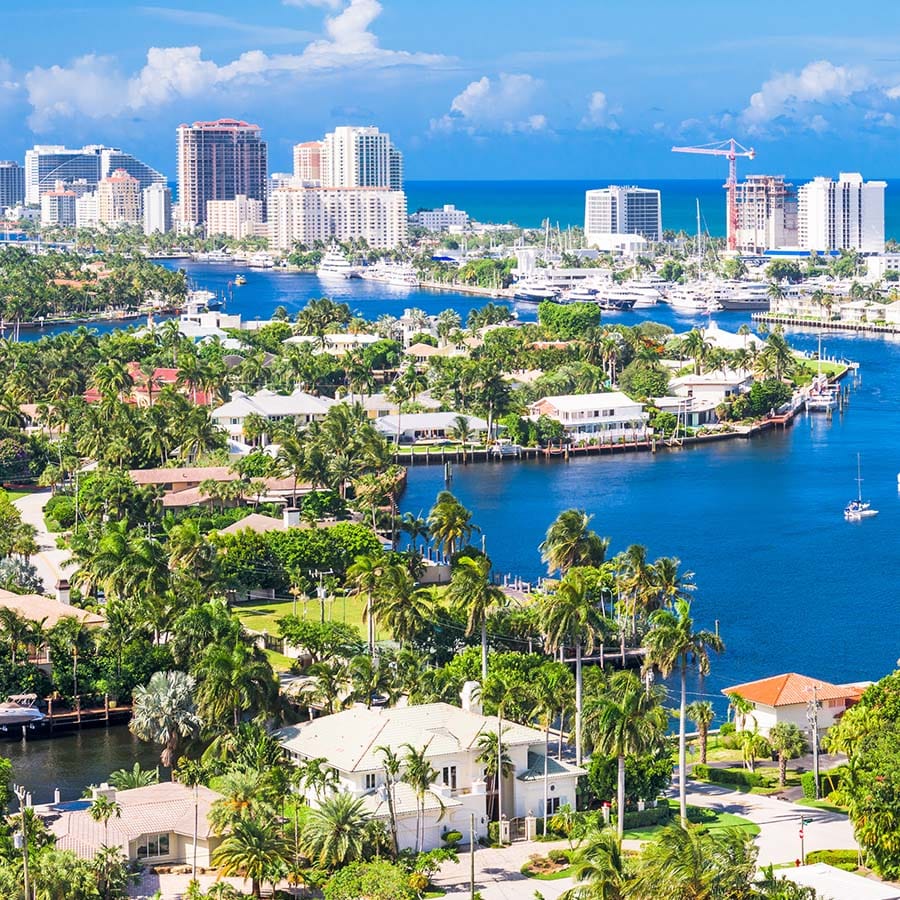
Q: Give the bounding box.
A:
[532,391,641,411]
[0,589,104,629]
[722,673,864,708]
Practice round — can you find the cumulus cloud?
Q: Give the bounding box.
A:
[740,59,900,133]
[579,91,619,130]
[430,73,548,135]
[24,0,446,131]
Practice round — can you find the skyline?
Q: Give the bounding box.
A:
[1,1,900,180]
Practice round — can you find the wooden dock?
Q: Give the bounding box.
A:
[1,696,132,741]
[753,312,900,335]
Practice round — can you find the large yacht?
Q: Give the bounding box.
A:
[713,280,771,311]
[361,260,419,287]
[593,286,639,311]
[666,284,719,313]
[317,247,360,280]
[514,283,561,303]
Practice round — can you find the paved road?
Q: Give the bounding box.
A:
[14,490,72,593]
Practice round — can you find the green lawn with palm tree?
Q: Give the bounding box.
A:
[622,807,760,841]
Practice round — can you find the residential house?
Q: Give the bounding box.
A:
[528,392,649,441]
[210,388,335,445]
[83,362,213,407]
[722,672,866,739]
[43,782,223,866]
[669,369,753,407]
[283,333,382,356]
[354,391,442,420]
[373,412,488,444]
[277,692,585,851]
[651,395,719,428]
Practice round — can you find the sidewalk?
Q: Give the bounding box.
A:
[14,490,72,593]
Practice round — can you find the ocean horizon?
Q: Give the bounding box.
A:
[406,177,900,242]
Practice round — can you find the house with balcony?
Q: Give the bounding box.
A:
[528,392,649,442]
[276,688,585,851]
[670,368,753,408]
[210,388,335,445]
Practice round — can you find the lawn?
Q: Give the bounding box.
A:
[234,595,390,642]
[796,798,848,815]
[2,489,31,502]
[622,807,760,841]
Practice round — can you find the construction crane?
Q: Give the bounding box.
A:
[671,138,755,251]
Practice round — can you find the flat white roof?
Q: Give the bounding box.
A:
[533,391,642,411]
[775,863,900,899]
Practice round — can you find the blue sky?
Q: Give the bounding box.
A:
[5,0,900,180]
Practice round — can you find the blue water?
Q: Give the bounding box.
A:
[407,178,900,240]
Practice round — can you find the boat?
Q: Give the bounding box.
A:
[562,285,598,303]
[844,455,878,520]
[360,260,419,287]
[513,283,560,303]
[196,248,233,264]
[593,286,638,311]
[0,695,44,729]
[234,274,247,286]
[666,284,719,313]
[317,247,360,280]
[713,280,771,311]
[247,253,275,269]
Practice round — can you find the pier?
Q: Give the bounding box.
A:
[1,696,132,741]
[753,312,900,335]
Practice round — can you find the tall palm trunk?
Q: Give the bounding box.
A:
[678,656,688,826]
[481,620,488,680]
[367,591,375,656]
[543,718,550,837]
[617,754,626,838]
[575,641,583,766]
[497,710,503,840]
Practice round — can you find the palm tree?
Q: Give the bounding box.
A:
[727,692,755,733]
[108,763,159,790]
[643,599,724,825]
[539,509,608,576]
[561,826,628,900]
[428,490,477,557]
[89,794,122,846]
[346,552,386,656]
[686,701,715,766]
[371,563,435,648]
[586,670,667,837]
[398,511,430,552]
[376,745,404,857]
[475,729,513,822]
[301,792,372,868]
[539,568,609,766]
[402,742,442,852]
[213,818,291,898]
[195,640,277,730]
[447,554,507,679]
[769,722,805,787]
[129,670,202,768]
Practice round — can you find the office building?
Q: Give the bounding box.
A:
[143,184,172,235]
[584,185,662,245]
[40,188,77,227]
[412,204,470,232]
[292,141,323,184]
[268,187,407,251]
[97,169,142,225]
[206,194,265,239]
[24,145,164,204]
[321,126,403,191]
[176,119,268,227]
[0,162,25,208]
[734,175,797,253]
[798,172,887,254]
[76,192,100,229]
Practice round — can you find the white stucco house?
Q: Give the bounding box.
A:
[528,392,649,441]
[670,369,753,407]
[277,695,585,851]
[373,412,488,444]
[723,672,866,739]
[211,388,335,444]
[42,782,223,866]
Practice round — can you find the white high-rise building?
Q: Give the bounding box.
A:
[734,175,797,253]
[40,189,77,227]
[206,194,265,239]
[321,126,403,191]
[797,173,886,254]
[584,186,662,246]
[75,192,99,228]
[292,141,323,184]
[143,184,172,235]
[268,187,407,251]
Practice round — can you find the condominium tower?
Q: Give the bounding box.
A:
[321,126,403,191]
[176,119,268,227]
[293,141,323,184]
[584,186,662,245]
[143,184,173,235]
[797,173,886,254]
[97,169,142,225]
[734,175,797,254]
[0,162,25,208]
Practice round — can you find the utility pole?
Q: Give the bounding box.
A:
[806,685,821,799]
[470,812,476,900]
[14,784,29,900]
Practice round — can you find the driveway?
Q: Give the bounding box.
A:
[14,490,72,593]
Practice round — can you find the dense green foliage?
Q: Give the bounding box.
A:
[537,301,602,340]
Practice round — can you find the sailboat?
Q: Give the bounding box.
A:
[844,454,878,520]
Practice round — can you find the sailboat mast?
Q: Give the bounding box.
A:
[696,199,703,273]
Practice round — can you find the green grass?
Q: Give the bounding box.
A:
[264,648,296,673]
[796,798,848,815]
[622,808,760,841]
[521,862,574,881]
[3,490,30,502]
[234,595,389,641]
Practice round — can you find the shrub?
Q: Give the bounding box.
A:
[487,822,499,846]
[805,849,859,872]
[801,769,843,799]
[547,849,569,864]
[719,722,736,736]
[442,830,462,848]
[622,804,671,829]
[692,765,769,789]
[801,772,817,799]
[686,806,716,825]
[44,494,75,530]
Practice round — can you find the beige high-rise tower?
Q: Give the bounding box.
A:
[97,169,141,225]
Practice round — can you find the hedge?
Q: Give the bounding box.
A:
[801,768,844,799]
[622,804,671,829]
[805,849,859,872]
[692,765,769,789]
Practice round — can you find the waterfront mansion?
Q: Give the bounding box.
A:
[528,391,650,442]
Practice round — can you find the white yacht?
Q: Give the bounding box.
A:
[247,253,275,269]
[0,695,44,728]
[361,260,419,287]
[627,280,665,308]
[195,248,233,264]
[666,284,719,313]
[562,285,598,303]
[845,455,878,521]
[594,286,639,311]
[317,247,360,280]
[514,281,560,303]
[713,280,771,311]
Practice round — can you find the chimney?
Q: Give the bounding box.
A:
[283,507,301,529]
[460,681,482,715]
[55,579,71,605]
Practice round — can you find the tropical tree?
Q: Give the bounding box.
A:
[586,670,667,837]
[371,564,435,648]
[301,792,373,869]
[346,552,386,656]
[376,746,404,857]
[475,729,513,822]
[643,599,724,825]
[447,554,507,679]
[561,827,628,900]
[686,701,715,766]
[213,818,291,898]
[108,763,159,791]
[769,722,805,787]
[402,742,443,853]
[129,670,202,767]
[539,509,608,576]
[427,490,477,557]
[89,794,122,847]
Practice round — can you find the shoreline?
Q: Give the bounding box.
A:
[753,312,900,335]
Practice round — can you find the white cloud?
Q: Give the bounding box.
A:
[579,91,619,130]
[284,0,343,6]
[24,0,446,131]
[430,73,548,135]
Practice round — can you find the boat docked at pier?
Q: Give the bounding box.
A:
[0,695,44,729]
[664,284,719,313]
[317,247,360,280]
[593,286,639,311]
[513,281,561,303]
[360,260,419,287]
[712,280,771,311]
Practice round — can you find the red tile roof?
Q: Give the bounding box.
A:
[722,673,862,708]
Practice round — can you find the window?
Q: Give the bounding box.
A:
[137,833,171,859]
[545,797,561,815]
[442,766,457,790]
[365,773,376,790]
